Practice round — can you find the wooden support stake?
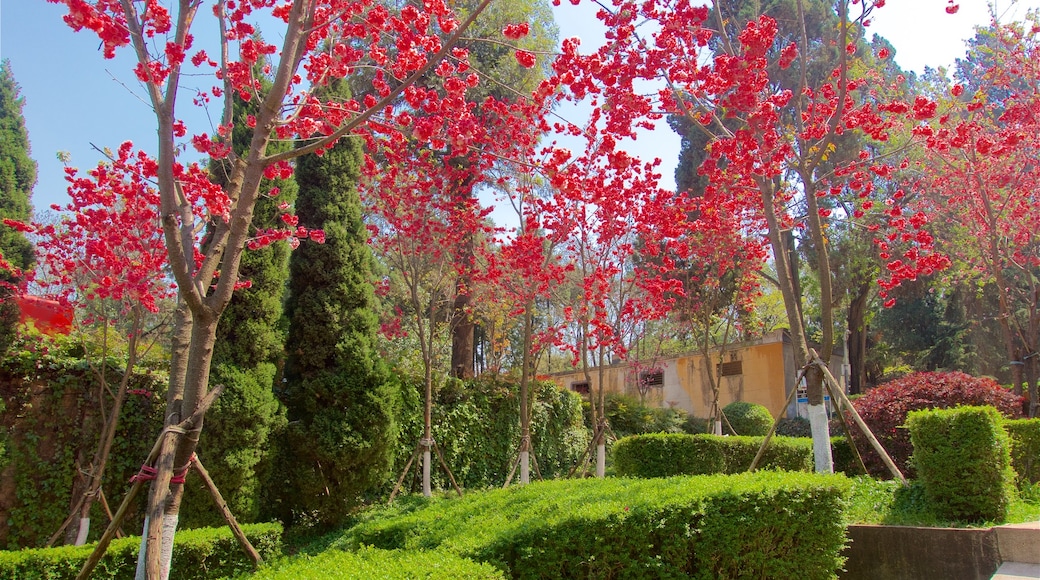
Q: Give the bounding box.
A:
[192,454,262,567]
[749,365,809,472]
[810,349,907,485]
[389,443,422,503]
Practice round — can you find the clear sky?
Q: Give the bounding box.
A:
[2,1,1038,218]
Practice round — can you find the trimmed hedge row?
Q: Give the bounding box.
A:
[907,406,1016,523]
[0,523,282,579]
[612,433,814,478]
[251,546,504,579]
[337,472,852,579]
[1005,418,1040,485]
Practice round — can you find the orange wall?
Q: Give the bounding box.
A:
[550,338,791,419]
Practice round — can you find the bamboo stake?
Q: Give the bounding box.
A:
[77,386,224,580]
[192,454,261,567]
[749,365,809,472]
[810,349,906,485]
[388,443,422,503]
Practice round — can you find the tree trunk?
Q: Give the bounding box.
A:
[847,282,870,395]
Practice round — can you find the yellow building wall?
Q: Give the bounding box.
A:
[549,338,791,419]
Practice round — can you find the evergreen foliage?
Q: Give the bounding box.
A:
[183,83,297,528]
[0,61,37,356]
[273,80,401,526]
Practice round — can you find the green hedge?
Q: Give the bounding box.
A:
[250,546,504,579]
[338,472,851,579]
[0,523,281,579]
[907,406,1015,523]
[612,433,813,478]
[1005,418,1040,485]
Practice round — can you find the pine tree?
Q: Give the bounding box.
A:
[271,80,401,525]
[0,60,37,355]
[181,82,297,527]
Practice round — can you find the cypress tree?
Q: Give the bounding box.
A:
[271,80,401,525]
[0,61,36,354]
[181,82,296,527]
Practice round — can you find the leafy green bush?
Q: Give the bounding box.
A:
[722,401,773,436]
[394,376,590,492]
[906,406,1015,523]
[0,337,167,549]
[0,523,282,579]
[611,433,812,478]
[1005,418,1040,485]
[850,371,1023,478]
[602,393,688,437]
[830,436,866,476]
[338,472,851,580]
[776,417,812,437]
[250,546,504,579]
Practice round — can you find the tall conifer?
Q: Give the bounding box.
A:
[182,79,297,526]
[0,61,36,354]
[272,80,401,524]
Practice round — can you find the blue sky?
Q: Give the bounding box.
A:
[2,0,1038,218]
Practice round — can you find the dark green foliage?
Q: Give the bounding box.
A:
[1005,418,1040,485]
[0,523,281,579]
[830,436,865,476]
[722,400,773,436]
[776,417,812,437]
[0,61,37,357]
[338,472,851,580]
[250,546,505,579]
[850,371,1023,478]
[395,376,589,490]
[906,406,1016,523]
[874,279,972,373]
[274,88,401,525]
[613,433,813,478]
[0,337,166,549]
[602,393,688,437]
[188,85,298,528]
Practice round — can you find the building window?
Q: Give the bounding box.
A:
[718,360,743,377]
[571,381,590,395]
[639,369,664,388]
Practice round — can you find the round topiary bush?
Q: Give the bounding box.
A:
[850,371,1024,478]
[722,401,773,436]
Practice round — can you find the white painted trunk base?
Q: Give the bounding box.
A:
[596,444,606,478]
[135,514,178,580]
[422,449,432,497]
[809,403,834,473]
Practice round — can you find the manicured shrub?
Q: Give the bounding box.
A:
[612,433,812,478]
[850,371,1023,478]
[722,401,773,436]
[339,472,851,580]
[613,433,723,477]
[906,406,1015,523]
[0,523,282,579]
[251,547,505,579]
[1005,418,1040,485]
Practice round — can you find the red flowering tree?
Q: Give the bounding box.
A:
[22,143,175,547]
[533,0,950,472]
[45,0,509,575]
[909,19,1040,417]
